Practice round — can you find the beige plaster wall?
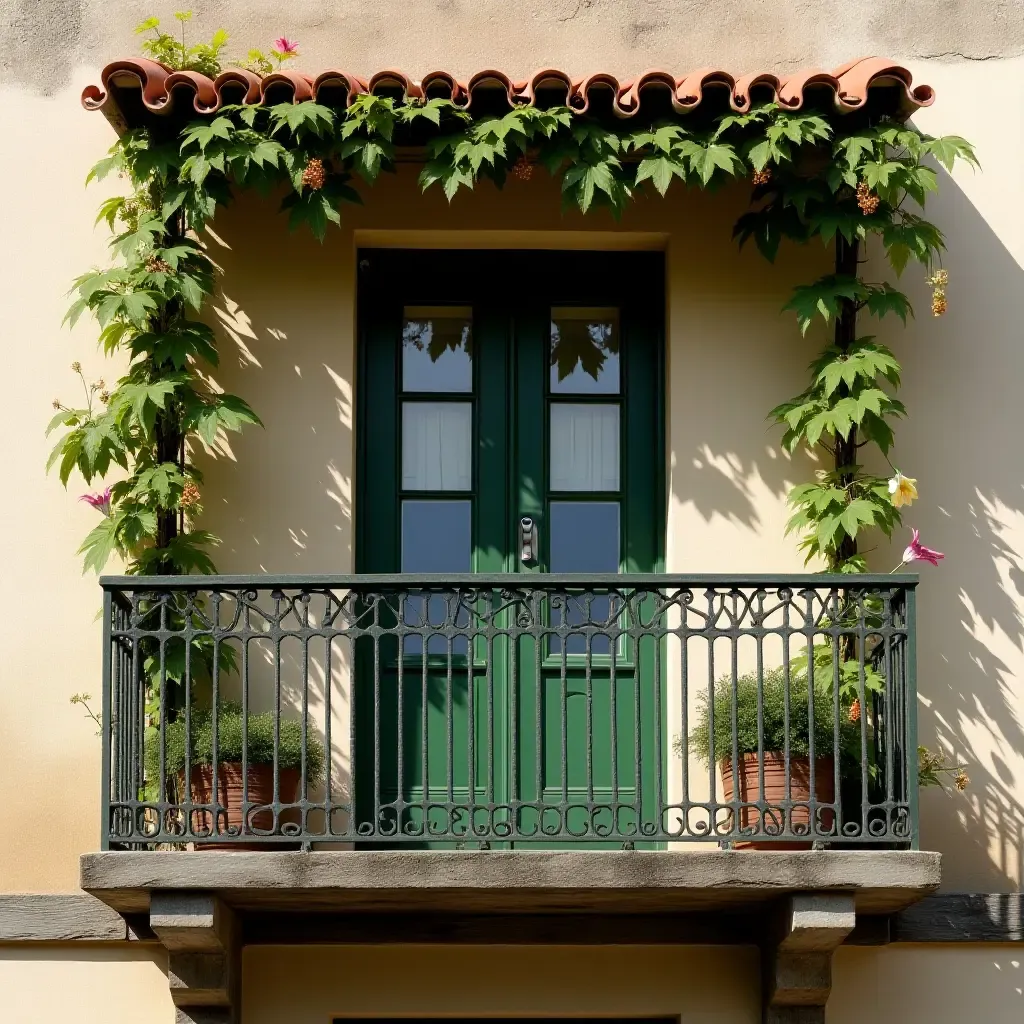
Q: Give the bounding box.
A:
[0,30,1021,894]
[2,0,1023,92]
[831,944,1024,1022]
[0,71,125,892]
[243,944,1024,1024]
[872,57,1024,890]
[242,943,761,1023]
[0,944,172,1024]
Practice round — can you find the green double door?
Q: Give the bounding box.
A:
[356,249,664,846]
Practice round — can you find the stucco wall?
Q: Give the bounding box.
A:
[2,0,1023,91]
[242,944,761,1023]
[0,13,1022,893]
[830,944,1024,1022]
[0,944,172,1024]
[241,944,1024,1023]
[0,941,1018,1023]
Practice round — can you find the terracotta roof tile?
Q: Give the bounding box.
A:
[82,56,934,132]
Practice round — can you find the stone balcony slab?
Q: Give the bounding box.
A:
[81,849,940,918]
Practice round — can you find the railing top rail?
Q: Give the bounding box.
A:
[100,571,919,590]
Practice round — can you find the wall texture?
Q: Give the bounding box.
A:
[0,7,1021,895]
[831,944,1024,1021]
[242,943,761,1022]
[0,945,172,1024]
[2,0,1024,92]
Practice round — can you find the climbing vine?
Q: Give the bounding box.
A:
[52,15,977,586]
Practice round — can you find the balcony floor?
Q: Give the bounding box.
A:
[81,849,940,918]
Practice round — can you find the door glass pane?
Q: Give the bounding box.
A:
[550,308,620,394]
[550,403,619,491]
[402,402,472,491]
[403,306,473,392]
[402,500,471,655]
[550,501,620,654]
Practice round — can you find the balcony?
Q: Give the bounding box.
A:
[83,573,938,923]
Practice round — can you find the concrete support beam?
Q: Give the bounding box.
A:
[149,893,239,1024]
[763,894,855,1024]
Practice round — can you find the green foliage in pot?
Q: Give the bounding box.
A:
[145,702,326,788]
[688,666,863,766]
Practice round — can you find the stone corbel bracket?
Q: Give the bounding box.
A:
[763,893,856,1024]
[150,892,240,1024]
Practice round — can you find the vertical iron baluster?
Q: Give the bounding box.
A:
[679,596,688,834]
[534,589,543,829]
[183,595,193,842]
[465,589,476,837]
[101,589,113,849]
[755,596,765,840]
[560,592,569,832]
[396,591,405,838]
[239,594,249,845]
[446,595,454,834]
[781,594,792,836]
[730,604,740,836]
[706,590,717,831]
[420,590,429,837]
[157,594,168,839]
[300,592,311,838]
[651,590,664,842]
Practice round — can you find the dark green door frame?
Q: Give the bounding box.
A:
[355,249,665,846]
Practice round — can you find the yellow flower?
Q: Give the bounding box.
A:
[888,471,918,508]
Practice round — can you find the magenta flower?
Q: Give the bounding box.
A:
[902,528,944,567]
[272,36,299,55]
[80,487,112,517]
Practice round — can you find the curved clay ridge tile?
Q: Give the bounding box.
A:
[465,69,518,108]
[834,56,936,110]
[366,69,422,100]
[675,68,738,113]
[731,71,782,111]
[572,72,624,114]
[82,58,935,125]
[81,57,171,114]
[776,68,840,109]
[312,71,367,106]
[164,69,220,114]
[516,68,574,108]
[213,68,263,105]
[258,69,314,104]
[618,70,677,117]
[419,71,466,106]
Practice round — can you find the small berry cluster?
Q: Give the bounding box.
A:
[145,254,173,275]
[855,181,879,215]
[512,154,534,181]
[847,698,861,724]
[927,268,949,317]
[180,480,202,510]
[301,157,326,191]
[751,167,771,186]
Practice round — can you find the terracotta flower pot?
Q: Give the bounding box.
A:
[719,752,835,850]
[187,763,300,850]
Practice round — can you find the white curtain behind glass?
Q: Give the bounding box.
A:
[549,404,620,491]
[402,402,472,490]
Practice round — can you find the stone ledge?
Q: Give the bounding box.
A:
[0,893,129,942]
[80,849,940,916]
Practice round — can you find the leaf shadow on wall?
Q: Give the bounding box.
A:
[195,196,358,842]
[873,167,1024,892]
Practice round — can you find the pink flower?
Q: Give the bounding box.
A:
[272,36,299,55]
[902,528,944,567]
[80,487,112,517]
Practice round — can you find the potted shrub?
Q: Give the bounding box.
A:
[146,702,325,849]
[689,666,861,849]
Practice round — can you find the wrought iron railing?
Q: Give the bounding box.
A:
[100,574,918,849]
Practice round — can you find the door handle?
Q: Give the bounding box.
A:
[519,516,538,566]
